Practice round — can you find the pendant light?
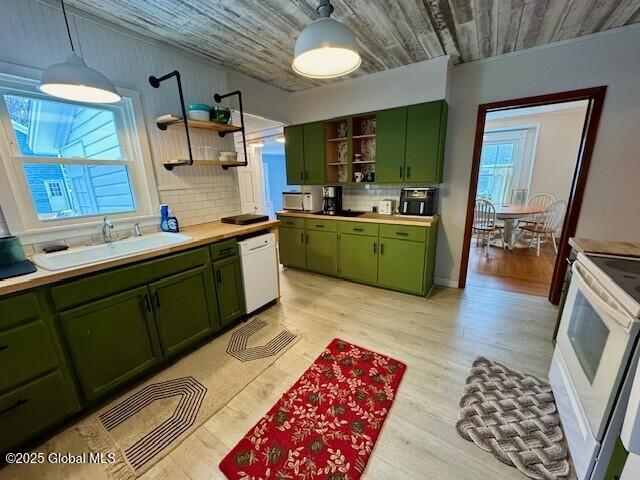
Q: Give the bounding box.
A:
[292,0,361,79]
[39,0,121,103]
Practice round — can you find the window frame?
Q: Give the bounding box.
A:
[0,73,159,241]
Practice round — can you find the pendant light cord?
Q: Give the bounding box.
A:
[60,0,76,53]
[317,0,334,18]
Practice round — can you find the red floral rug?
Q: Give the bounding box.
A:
[219,338,406,480]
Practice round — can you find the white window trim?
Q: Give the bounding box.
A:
[0,72,160,244]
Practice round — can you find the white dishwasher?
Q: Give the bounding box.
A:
[238,233,279,314]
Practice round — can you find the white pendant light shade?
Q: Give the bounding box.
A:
[293,10,361,79]
[40,53,121,104]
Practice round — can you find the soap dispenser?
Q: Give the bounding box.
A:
[160,204,179,233]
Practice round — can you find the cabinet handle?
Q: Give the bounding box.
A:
[219,247,232,256]
[305,171,309,180]
[0,398,27,416]
[373,242,377,254]
[380,243,384,255]
[153,292,161,309]
[300,232,304,244]
[399,166,403,178]
[305,233,309,244]
[353,227,364,232]
[315,224,325,228]
[143,294,151,313]
[396,231,409,237]
[0,345,7,352]
[216,269,222,285]
[407,166,412,178]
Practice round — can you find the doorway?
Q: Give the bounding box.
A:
[459,87,607,304]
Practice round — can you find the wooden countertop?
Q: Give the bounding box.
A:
[569,238,640,257]
[277,210,439,227]
[0,220,279,297]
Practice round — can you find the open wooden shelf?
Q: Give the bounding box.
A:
[157,117,242,133]
[327,162,348,166]
[163,159,246,168]
[327,137,348,143]
[352,160,376,164]
[352,134,376,139]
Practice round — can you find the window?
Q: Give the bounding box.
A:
[479,129,535,205]
[0,74,157,234]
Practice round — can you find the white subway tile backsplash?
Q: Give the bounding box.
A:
[342,186,403,212]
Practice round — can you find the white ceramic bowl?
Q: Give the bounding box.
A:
[219,151,238,161]
[188,110,209,121]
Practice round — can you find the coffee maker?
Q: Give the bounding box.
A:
[322,186,342,215]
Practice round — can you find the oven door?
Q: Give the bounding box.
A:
[556,260,638,439]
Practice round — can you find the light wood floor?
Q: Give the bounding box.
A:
[1,269,560,480]
[467,239,557,297]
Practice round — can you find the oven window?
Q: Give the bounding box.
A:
[567,291,610,384]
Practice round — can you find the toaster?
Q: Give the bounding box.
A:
[378,199,396,215]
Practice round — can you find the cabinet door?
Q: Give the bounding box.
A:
[59,286,162,402]
[213,257,245,327]
[284,125,304,185]
[303,122,325,184]
[149,266,218,358]
[306,230,338,276]
[376,107,407,183]
[338,234,378,284]
[279,226,306,268]
[378,239,426,295]
[405,101,446,183]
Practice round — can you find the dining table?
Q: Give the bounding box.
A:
[495,204,546,250]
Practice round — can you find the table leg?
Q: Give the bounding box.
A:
[503,219,519,250]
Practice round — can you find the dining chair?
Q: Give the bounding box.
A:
[518,193,557,240]
[518,199,567,256]
[510,188,528,205]
[472,199,505,254]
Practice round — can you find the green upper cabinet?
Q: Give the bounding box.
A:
[284,123,325,185]
[306,230,338,276]
[405,100,448,183]
[284,125,304,185]
[59,286,162,402]
[338,233,378,284]
[149,266,218,359]
[213,256,245,327]
[378,238,426,295]
[376,107,407,183]
[278,226,307,269]
[303,122,325,184]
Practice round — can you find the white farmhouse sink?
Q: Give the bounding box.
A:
[33,232,192,271]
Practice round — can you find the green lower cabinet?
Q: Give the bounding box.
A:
[279,226,306,268]
[0,370,77,453]
[338,234,378,284]
[378,238,426,295]
[59,286,163,402]
[306,230,338,276]
[213,257,245,327]
[149,265,219,359]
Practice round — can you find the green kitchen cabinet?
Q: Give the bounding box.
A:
[405,101,448,183]
[59,286,163,402]
[376,107,408,183]
[213,256,245,326]
[279,226,307,269]
[306,230,338,276]
[378,238,426,295]
[284,125,304,185]
[149,266,219,358]
[303,122,325,184]
[338,233,378,284]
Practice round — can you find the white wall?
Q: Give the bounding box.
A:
[485,106,588,203]
[287,56,450,124]
[440,25,640,285]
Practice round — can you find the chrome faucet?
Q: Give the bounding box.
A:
[134,221,142,237]
[101,216,114,243]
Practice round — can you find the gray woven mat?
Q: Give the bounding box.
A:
[456,357,571,480]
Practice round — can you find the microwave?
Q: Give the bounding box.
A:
[282,191,322,212]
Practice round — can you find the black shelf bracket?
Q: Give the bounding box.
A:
[213,90,248,170]
[148,70,193,171]
[149,70,248,171]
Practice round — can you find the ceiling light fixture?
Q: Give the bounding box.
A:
[39,0,121,103]
[275,135,286,143]
[292,0,361,79]
[251,140,265,148]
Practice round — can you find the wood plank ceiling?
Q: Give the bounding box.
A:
[65,0,640,91]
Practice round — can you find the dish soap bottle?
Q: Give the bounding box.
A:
[160,204,179,233]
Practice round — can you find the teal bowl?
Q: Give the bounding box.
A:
[188,103,210,112]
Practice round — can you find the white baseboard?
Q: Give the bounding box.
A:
[435,277,459,288]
